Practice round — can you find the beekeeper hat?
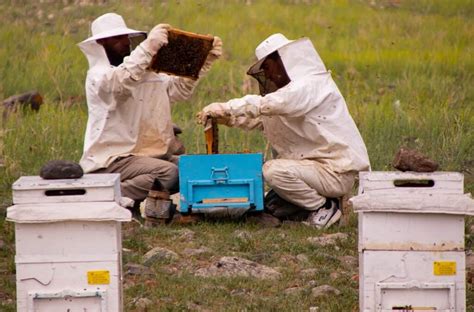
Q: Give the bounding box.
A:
[247,33,293,75]
[81,13,144,44]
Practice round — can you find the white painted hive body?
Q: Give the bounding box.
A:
[6,174,131,312]
[351,171,474,312]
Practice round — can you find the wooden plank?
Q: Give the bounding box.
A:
[202,197,248,204]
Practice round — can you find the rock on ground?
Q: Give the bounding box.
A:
[143,247,179,266]
[124,263,154,276]
[338,255,358,269]
[182,247,212,257]
[176,229,195,241]
[233,230,252,241]
[299,268,318,278]
[307,233,349,246]
[311,285,341,298]
[392,147,439,172]
[134,297,153,312]
[40,160,84,179]
[296,253,309,263]
[195,256,281,280]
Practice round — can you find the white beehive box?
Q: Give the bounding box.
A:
[351,171,474,312]
[7,174,131,312]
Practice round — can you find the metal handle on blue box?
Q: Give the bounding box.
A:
[211,166,229,183]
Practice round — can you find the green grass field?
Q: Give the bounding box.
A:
[0,0,472,311]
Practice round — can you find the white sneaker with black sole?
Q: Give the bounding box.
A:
[305,199,341,229]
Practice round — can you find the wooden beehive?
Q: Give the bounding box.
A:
[149,28,214,79]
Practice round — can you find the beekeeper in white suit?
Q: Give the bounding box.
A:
[78,13,222,204]
[198,33,369,228]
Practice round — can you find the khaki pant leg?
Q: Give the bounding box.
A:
[96,156,178,201]
[263,159,355,211]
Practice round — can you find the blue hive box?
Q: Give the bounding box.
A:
[178,153,264,214]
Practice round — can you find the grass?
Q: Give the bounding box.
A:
[0,0,473,310]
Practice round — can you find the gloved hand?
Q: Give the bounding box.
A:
[196,102,230,125]
[140,23,171,54]
[200,36,223,75]
[208,36,223,61]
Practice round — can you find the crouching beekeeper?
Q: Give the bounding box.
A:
[77,13,222,205]
[197,33,370,228]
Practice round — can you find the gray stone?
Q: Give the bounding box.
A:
[307,233,349,246]
[296,253,309,263]
[176,229,195,241]
[182,247,212,257]
[469,225,474,235]
[124,263,154,276]
[338,255,358,269]
[135,298,153,311]
[284,286,305,295]
[299,268,318,278]
[311,285,341,298]
[0,239,5,250]
[40,160,83,179]
[143,247,179,266]
[233,230,252,241]
[307,280,317,287]
[195,256,281,280]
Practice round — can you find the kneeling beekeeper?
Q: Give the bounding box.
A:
[77,13,222,205]
[197,33,370,228]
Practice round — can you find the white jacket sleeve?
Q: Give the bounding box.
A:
[96,45,153,109]
[225,114,263,131]
[167,76,198,104]
[228,79,329,118]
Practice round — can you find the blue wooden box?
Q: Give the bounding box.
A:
[178,153,264,214]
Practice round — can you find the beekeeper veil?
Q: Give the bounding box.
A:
[247,33,328,95]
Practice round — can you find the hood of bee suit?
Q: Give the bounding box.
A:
[77,13,145,68]
[247,33,328,81]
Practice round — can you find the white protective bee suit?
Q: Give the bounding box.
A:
[78,13,221,201]
[200,34,370,211]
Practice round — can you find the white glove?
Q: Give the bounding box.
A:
[200,36,223,75]
[196,102,231,125]
[141,23,171,54]
[208,36,223,61]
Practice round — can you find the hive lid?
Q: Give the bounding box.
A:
[6,201,131,223]
[12,174,120,190]
[350,193,474,215]
[358,171,464,195]
[12,174,121,204]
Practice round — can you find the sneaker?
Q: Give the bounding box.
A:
[305,199,341,229]
[265,189,305,218]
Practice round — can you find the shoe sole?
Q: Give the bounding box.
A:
[324,209,342,229]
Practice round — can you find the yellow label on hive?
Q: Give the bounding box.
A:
[87,270,110,284]
[433,261,456,276]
